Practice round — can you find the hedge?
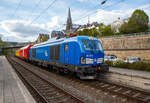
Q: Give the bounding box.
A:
[104,60,150,72]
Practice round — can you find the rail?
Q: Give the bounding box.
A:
[7,56,85,103]
[7,56,150,103]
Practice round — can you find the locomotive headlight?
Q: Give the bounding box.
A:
[97,58,104,63]
[80,57,86,64]
[86,58,93,64]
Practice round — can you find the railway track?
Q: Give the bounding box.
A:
[92,79,150,103]
[7,57,85,103]
[66,76,150,103]
[7,56,150,103]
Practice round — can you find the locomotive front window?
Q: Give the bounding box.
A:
[81,39,103,51]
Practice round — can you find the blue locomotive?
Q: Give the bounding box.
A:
[29,36,109,79]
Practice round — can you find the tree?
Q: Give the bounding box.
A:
[76,28,99,37]
[0,40,5,46]
[82,28,91,36]
[91,27,99,37]
[98,23,105,36]
[120,9,149,33]
[41,35,47,42]
[101,25,113,36]
[76,23,115,37]
[76,30,83,36]
[98,23,105,31]
[119,22,130,34]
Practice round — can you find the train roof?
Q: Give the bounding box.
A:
[20,44,34,50]
[32,36,98,48]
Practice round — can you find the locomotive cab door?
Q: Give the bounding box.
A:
[64,44,69,63]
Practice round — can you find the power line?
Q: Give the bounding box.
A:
[55,0,125,31]
[73,0,125,23]
[26,0,43,21]
[29,0,58,25]
[11,0,23,19]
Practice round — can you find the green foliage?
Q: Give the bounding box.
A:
[76,27,99,37]
[104,61,150,72]
[101,25,114,36]
[76,9,149,37]
[77,9,149,37]
[2,49,15,56]
[0,40,5,46]
[113,60,125,67]
[76,23,115,37]
[91,27,99,37]
[120,9,149,34]
[41,35,47,42]
[98,23,105,35]
[104,61,113,66]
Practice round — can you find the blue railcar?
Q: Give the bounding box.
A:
[29,36,109,79]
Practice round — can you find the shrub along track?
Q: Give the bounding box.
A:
[7,56,85,103]
[7,56,150,103]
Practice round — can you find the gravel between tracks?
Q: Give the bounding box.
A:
[10,57,136,103]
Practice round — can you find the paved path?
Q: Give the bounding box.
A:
[110,67,150,79]
[0,56,36,103]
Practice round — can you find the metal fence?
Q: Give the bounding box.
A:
[101,32,150,38]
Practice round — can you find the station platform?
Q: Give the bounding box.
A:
[110,67,150,79]
[0,56,36,103]
[106,67,150,91]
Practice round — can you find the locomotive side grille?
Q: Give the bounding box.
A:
[32,48,36,58]
[50,45,60,61]
[50,46,54,60]
[55,45,60,61]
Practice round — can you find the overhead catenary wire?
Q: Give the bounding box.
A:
[26,0,43,21]
[55,0,126,31]
[11,0,23,19]
[4,0,23,41]
[73,0,125,23]
[29,0,58,25]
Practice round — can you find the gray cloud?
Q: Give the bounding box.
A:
[1,20,50,37]
[0,16,60,42]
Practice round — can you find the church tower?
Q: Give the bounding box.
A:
[66,8,72,32]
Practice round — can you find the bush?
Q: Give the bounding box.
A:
[113,60,125,68]
[104,61,113,66]
[104,60,150,72]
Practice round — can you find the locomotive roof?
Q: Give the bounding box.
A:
[31,36,98,48]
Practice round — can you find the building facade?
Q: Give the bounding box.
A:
[64,8,78,34]
[51,31,65,38]
[77,22,100,31]
[111,18,128,33]
[35,34,49,44]
[66,8,72,32]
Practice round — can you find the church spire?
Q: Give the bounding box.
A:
[66,8,72,31]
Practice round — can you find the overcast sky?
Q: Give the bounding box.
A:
[0,0,149,42]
